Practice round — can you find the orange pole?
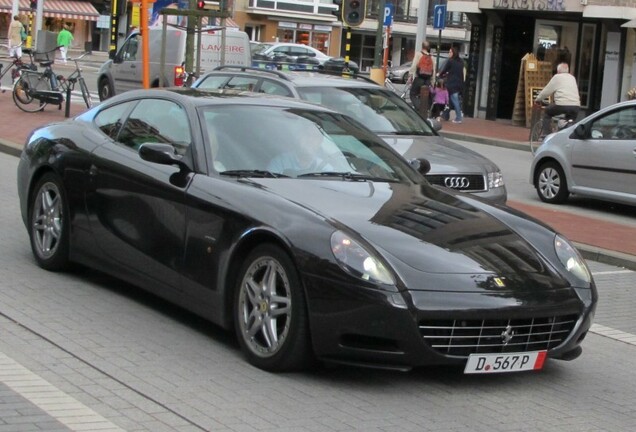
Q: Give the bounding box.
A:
[141,0,150,89]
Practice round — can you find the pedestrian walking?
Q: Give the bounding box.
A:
[7,15,25,59]
[437,46,464,123]
[57,24,74,64]
[407,41,435,111]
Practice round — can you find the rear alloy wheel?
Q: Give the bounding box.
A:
[234,244,311,372]
[536,161,569,204]
[28,173,71,271]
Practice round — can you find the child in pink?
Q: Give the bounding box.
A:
[429,79,449,120]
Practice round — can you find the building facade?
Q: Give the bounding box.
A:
[233,0,472,71]
[0,0,104,51]
[449,0,636,120]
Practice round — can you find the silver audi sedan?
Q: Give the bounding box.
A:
[530,100,636,206]
[193,68,507,203]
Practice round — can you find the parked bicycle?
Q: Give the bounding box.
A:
[529,104,575,154]
[13,47,92,114]
[0,47,37,92]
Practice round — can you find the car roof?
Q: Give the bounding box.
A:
[104,87,344,111]
[202,67,381,90]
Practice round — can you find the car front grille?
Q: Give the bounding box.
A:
[426,174,486,192]
[419,315,578,357]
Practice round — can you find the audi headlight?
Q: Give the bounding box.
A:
[330,231,395,285]
[488,171,505,189]
[554,235,591,284]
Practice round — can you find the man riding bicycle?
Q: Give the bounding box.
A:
[534,62,580,136]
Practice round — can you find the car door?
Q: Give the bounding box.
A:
[111,34,143,94]
[570,106,636,196]
[86,98,193,291]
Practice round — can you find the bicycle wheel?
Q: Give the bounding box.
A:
[529,121,543,155]
[78,77,93,109]
[13,72,50,113]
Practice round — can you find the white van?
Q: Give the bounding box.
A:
[97,27,251,101]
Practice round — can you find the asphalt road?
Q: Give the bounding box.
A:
[1,151,636,431]
[453,138,636,228]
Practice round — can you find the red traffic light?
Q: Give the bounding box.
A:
[197,0,205,9]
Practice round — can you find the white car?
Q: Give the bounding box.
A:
[530,99,636,206]
[251,42,359,73]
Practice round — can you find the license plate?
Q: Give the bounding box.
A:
[464,351,547,374]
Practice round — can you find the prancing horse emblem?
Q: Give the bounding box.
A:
[501,325,515,345]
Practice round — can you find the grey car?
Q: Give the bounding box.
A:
[192,67,507,203]
[530,100,636,206]
[388,61,412,83]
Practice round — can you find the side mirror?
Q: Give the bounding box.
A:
[139,143,188,170]
[409,158,431,175]
[427,118,442,132]
[108,48,116,60]
[574,124,587,139]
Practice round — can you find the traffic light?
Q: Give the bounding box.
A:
[197,0,205,9]
[331,0,342,20]
[342,0,366,27]
[30,0,37,10]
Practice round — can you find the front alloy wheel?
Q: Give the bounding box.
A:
[29,173,70,270]
[234,244,311,371]
[536,161,569,204]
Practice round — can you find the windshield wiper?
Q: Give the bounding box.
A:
[219,170,289,178]
[298,172,397,182]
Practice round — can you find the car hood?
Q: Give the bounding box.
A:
[378,134,500,174]
[255,179,561,283]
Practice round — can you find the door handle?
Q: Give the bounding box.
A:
[89,165,98,176]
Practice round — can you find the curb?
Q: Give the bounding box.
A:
[576,243,636,272]
[440,131,531,152]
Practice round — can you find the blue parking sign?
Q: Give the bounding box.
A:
[433,4,446,30]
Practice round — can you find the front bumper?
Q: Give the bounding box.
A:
[304,275,595,370]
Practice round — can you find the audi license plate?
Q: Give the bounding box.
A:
[464,351,547,374]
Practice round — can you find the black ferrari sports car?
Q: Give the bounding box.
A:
[17,88,597,373]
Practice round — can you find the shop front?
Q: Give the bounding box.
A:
[235,9,341,58]
[450,0,636,121]
[0,0,99,52]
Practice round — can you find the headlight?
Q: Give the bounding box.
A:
[330,231,395,285]
[554,235,591,284]
[488,171,505,189]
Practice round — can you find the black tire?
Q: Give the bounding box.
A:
[13,74,48,113]
[78,77,92,109]
[234,244,312,372]
[535,161,569,204]
[98,77,113,102]
[28,173,71,271]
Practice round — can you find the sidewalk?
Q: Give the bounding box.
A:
[0,89,634,269]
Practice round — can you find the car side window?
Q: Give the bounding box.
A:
[117,99,191,155]
[120,35,139,61]
[589,107,636,140]
[224,76,259,91]
[259,80,293,96]
[94,101,135,139]
[289,47,309,57]
[196,75,230,90]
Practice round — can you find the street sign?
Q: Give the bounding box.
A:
[383,3,394,27]
[433,4,446,30]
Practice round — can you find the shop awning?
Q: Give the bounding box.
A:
[0,0,100,21]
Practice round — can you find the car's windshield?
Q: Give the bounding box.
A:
[251,43,274,55]
[200,105,421,182]
[297,87,436,136]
